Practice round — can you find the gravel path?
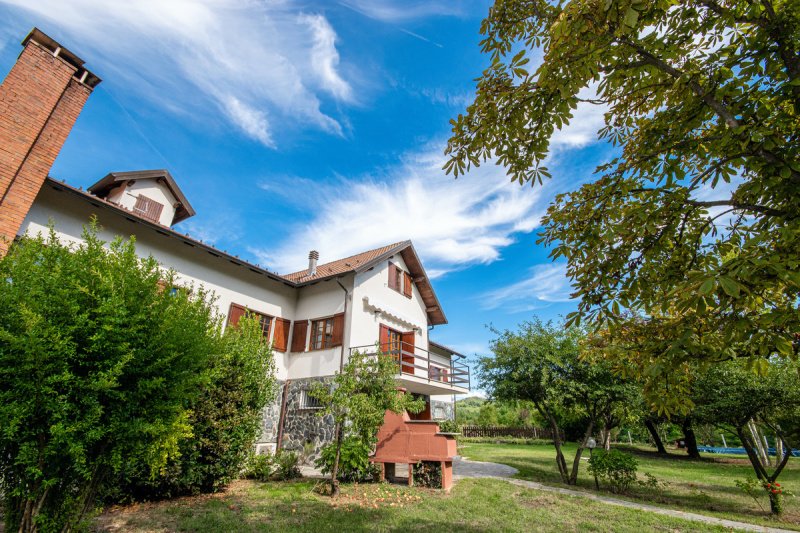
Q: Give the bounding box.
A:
[453,457,518,478]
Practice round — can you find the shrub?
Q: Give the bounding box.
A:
[315,437,378,482]
[437,420,460,434]
[108,314,276,501]
[412,461,442,488]
[275,451,302,481]
[588,449,638,493]
[244,453,276,482]
[0,226,224,532]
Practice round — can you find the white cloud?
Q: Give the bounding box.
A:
[549,84,607,151]
[339,1,468,22]
[222,96,274,148]
[480,263,574,311]
[0,0,353,146]
[300,13,353,102]
[250,142,553,275]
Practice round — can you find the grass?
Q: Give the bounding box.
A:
[94,477,734,532]
[461,441,800,530]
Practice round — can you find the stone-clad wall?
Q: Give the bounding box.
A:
[279,377,336,463]
[431,399,455,421]
[255,380,284,454]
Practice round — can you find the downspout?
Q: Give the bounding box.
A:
[336,278,349,372]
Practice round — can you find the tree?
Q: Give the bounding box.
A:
[445,0,800,387]
[693,358,800,514]
[479,318,638,485]
[0,225,240,532]
[310,350,423,496]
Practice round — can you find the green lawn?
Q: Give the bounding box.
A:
[95,478,733,532]
[461,441,800,530]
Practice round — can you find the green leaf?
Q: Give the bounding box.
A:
[698,278,715,295]
[718,277,740,298]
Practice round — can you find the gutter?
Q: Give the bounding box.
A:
[336,278,349,372]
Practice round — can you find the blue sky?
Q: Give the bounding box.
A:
[0,0,611,382]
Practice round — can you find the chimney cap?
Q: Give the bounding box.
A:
[309,250,320,260]
[22,28,101,88]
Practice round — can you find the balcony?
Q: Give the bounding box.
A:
[349,343,470,396]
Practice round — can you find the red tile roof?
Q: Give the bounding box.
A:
[282,241,409,282]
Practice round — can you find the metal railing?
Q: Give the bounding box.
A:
[349,342,470,390]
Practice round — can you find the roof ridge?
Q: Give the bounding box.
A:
[281,240,410,278]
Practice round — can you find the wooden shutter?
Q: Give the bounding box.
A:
[401,330,415,374]
[291,320,308,352]
[388,262,398,290]
[379,324,390,353]
[228,303,247,327]
[331,313,345,347]
[273,318,291,352]
[133,195,164,223]
[403,271,412,298]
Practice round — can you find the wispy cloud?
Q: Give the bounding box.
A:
[549,84,608,152]
[300,13,353,102]
[481,263,574,312]
[399,29,443,48]
[249,142,554,275]
[338,1,469,22]
[0,0,354,146]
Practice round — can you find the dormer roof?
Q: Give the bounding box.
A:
[88,169,195,224]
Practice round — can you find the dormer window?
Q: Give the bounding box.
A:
[133,194,164,223]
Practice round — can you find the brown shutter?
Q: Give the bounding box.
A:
[331,313,345,347]
[388,262,398,290]
[379,324,390,353]
[273,318,291,352]
[401,330,415,374]
[291,320,308,352]
[228,303,247,327]
[133,195,164,223]
[403,271,412,298]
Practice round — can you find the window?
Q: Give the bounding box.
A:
[388,262,413,298]
[302,390,323,409]
[133,194,164,223]
[310,317,335,350]
[430,366,449,383]
[228,303,272,341]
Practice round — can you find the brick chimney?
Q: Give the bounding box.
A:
[0,28,100,255]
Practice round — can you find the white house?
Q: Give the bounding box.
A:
[0,29,469,459]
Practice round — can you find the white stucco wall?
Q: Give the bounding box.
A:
[351,255,430,378]
[286,275,353,380]
[20,184,297,380]
[114,179,178,227]
[17,183,465,397]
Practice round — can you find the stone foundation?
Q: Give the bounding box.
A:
[254,380,284,455]
[278,376,336,463]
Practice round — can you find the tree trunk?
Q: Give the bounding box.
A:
[602,424,612,450]
[682,418,700,459]
[544,411,569,484]
[748,419,770,467]
[769,490,783,516]
[737,425,768,480]
[644,419,668,455]
[330,422,344,496]
[568,419,595,485]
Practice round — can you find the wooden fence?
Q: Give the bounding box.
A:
[460,425,558,439]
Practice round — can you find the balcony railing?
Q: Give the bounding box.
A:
[349,342,470,391]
